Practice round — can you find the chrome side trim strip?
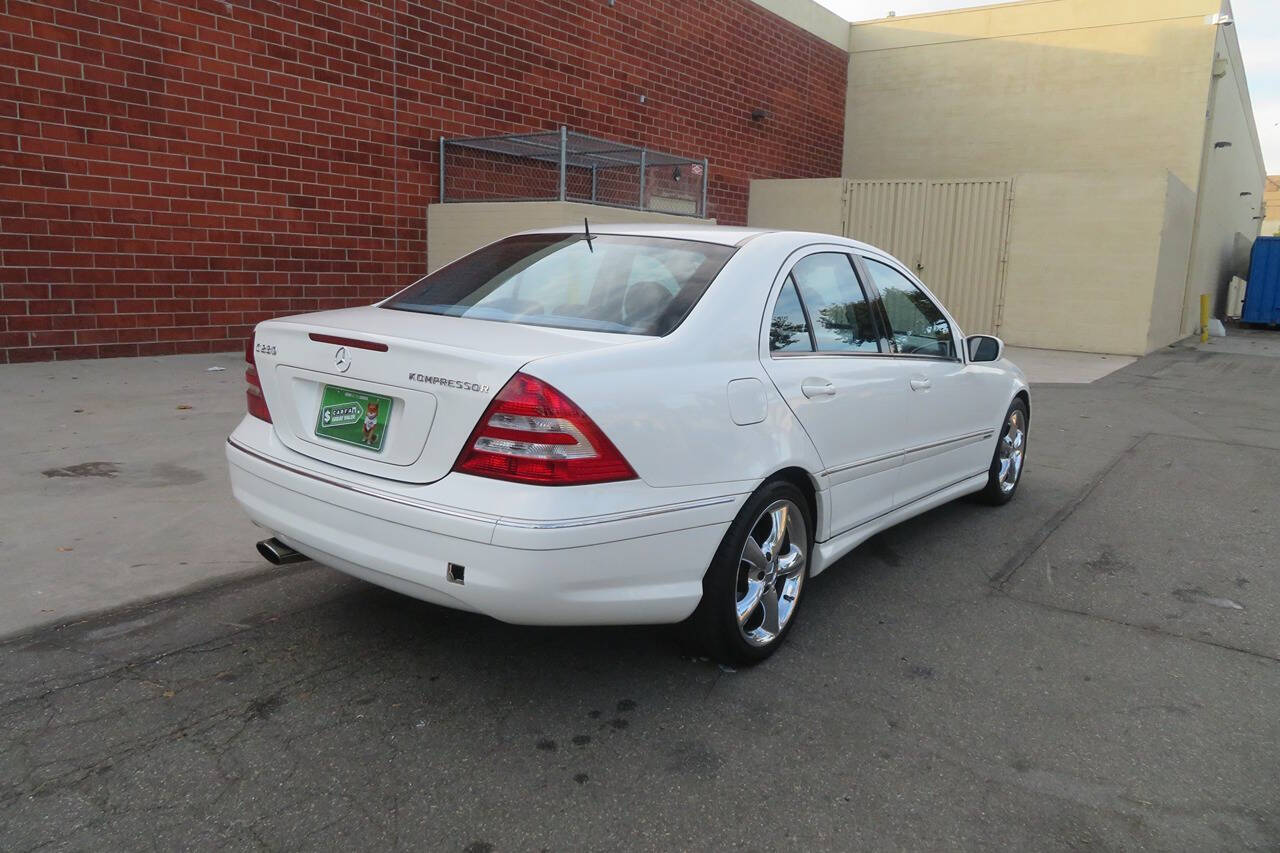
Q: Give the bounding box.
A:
[821,448,902,478]
[903,430,994,465]
[226,438,736,530]
[819,430,993,479]
[770,351,961,364]
[825,452,901,488]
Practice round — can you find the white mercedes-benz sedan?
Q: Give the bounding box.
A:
[227,224,1028,664]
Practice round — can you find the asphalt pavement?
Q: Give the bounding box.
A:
[2,336,1278,851]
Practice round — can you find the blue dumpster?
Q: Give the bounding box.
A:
[1243,236,1280,325]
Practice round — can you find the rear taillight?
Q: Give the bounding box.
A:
[453,372,637,486]
[245,337,272,423]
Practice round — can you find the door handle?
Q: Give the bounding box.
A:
[801,379,836,399]
[909,376,931,392]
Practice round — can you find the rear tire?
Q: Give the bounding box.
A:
[685,481,813,666]
[977,398,1028,505]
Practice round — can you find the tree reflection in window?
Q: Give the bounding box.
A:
[863,257,954,358]
[790,253,880,353]
[814,299,878,350]
[770,314,810,351]
[769,278,812,352]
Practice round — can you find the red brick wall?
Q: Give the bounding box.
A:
[0,0,847,362]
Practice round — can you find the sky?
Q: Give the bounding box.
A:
[813,0,1280,175]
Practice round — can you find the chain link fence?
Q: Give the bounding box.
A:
[440,127,708,218]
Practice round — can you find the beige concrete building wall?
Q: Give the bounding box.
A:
[999,169,1171,355]
[836,0,1271,353]
[746,170,1189,354]
[1148,173,1198,351]
[843,0,1220,186]
[747,178,846,234]
[745,0,1268,353]
[1179,22,1267,330]
[425,202,715,273]
[1263,176,1280,238]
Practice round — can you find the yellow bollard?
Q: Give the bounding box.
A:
[1200,294,1210,343]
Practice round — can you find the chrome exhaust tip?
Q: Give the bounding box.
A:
[256,537,308,565]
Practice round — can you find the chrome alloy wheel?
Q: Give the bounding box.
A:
[997,408,1026,494]
[735,499,808,648]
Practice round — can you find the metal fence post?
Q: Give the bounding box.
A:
[590,165,597,202]
[558,126,567,202]
[638,149,647,211]
[701,158,709,218]
[438,137,445,203]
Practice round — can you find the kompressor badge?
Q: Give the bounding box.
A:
[408,373,489,393]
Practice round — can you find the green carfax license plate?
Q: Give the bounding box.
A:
[315,385,394,452]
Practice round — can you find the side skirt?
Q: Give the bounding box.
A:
[808,472,988,577]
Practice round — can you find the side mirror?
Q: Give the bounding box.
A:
[966,334,1004,363]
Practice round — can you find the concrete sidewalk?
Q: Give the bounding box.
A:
[1004,345,1135,384]
[0,351,260,637]
[0,337,1243,638]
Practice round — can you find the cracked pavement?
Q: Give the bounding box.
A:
[2,339,1279,850]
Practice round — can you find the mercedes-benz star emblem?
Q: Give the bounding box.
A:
[334,346,351,373]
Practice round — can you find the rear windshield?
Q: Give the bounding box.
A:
[384,233,735,336]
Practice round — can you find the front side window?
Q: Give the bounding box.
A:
[862,257,955,359]
[789,253,880,353]
[386,234,735,336]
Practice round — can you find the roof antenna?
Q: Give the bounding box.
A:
[583,217,595,253]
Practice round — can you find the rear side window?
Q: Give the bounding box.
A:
[789,253,880,353]
[385,234,735,336]
[769,279,813,352]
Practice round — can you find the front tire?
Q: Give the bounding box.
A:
[686,481,812,666]
[977,398,1028,505]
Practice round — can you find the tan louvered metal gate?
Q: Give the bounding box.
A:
[843,178,1014,335]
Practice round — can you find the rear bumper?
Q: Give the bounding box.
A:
[225,421,744,625]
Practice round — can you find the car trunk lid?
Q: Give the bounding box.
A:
[253,306,639,484]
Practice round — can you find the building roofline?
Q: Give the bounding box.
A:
[848,0,1077,26]
[745,0,851,51]
[846,0,1227,57]
[1215,0,1266,178]
[847,0,1223,33]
